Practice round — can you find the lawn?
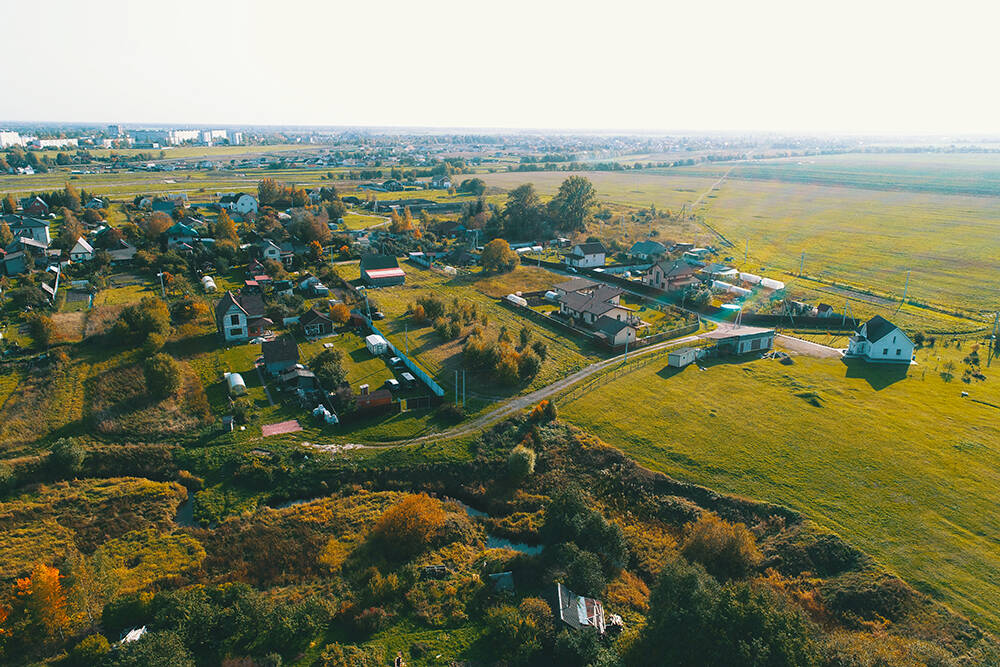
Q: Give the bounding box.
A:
[559,339,1000,632]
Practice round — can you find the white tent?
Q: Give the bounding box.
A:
[739,272,762,284]
[761,277,785,290]
[201,275,217,292]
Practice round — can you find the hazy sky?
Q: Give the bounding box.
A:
[2,0,998,133]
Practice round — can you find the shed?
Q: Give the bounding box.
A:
[365,334,389,355]
[701,325,774,355]
[667,347,698,368]
[224,372,247,396]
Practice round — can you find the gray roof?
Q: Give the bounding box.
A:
[569,242,607,257]
[595,315,634,337]
[262,335,299,364]
[858,315,900,344]
[554,277,600,293]
[629,240,666,255]
[558,285,624,317]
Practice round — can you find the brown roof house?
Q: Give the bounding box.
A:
[215,290,272,343]
[300,307,335,337]
[642,259,697,292]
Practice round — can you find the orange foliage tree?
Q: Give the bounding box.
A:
[373,494,447,559]
[10,564,70,642]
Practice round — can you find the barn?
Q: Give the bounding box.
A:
[360,255,405,287]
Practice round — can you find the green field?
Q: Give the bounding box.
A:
[559,339,1000,631]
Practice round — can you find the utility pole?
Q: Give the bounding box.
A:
[897,270,910,313]
[798,252,805,277]
[158,270,166,298]
[623,335,628,363]
[462,370,466,409]
[455,370,459,405]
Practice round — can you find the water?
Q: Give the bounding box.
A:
[447,498,544,555]
[174,490,195,527]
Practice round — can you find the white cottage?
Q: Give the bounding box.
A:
[847,315,914,363]
[69,237,94,262]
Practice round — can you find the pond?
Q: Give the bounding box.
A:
[447,497,544,556]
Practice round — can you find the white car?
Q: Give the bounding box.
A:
[250,337,266,344]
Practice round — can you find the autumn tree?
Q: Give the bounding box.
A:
[373,494,447,559]
[2,193,17,215]
[258,178,281,207]
[214,208,239,244]
[0,221,12,246]
[548,175,597,232]
[481,238,519,273]
[503,183,545,239]
[28,313,57,348]
[144,211,173,241]
[63,182,81,211]
[57,208,84,250]
[680,512,763,581]
[508,444,536,482]
[10,564,70,643]
[330,303,351,324]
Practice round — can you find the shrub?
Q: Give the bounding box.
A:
[28,313,57,348]
[531,340,548,360]
[353,606,390,636]
[0,462,15,496]
[232,397,258,425]
[113,297,171,347]
[517,351,542,381]
[330,303,350,324]
[372,494,448,559]
[416,295,446,320]
[106,630,194,667]
[680,512,762,581]
[320,643,383,667]
[144,353,182,399]
[508,444,536,482]
[312,348,347,387]
[67,633,111,666]
[49,437,86,476]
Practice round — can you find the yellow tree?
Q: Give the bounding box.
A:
[14,564,70,641]
[215,208,239,244]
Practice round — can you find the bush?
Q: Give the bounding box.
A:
[106,630,194,667]
[353,606,389,636]
[531,340,548,360]
[330,303,350,324]
[517,351,542,381]
[114,297,171,347]
[0,462,15,496]
[67,633,110,666]
[319,643,383,667]
[680,512,762,581]
[28,313,57,348]
[416,295,446,320]
[232,397,258,424]
[373,494,448,559]
[144,353,182,399]
[508,444,536,482]
[49,437,86,476]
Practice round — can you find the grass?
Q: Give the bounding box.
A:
[342,212,388,230]
[559,339,1000,632]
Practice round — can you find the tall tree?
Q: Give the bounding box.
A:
[2,193,16,214]
[57,209,84,250]
[13,564,70,642]
[214,208,239,245]
[548,176,597,232]
[257,178,281,208]
[481,238,519,273]
[503,184,544,240]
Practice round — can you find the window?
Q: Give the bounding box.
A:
[896,348,901,356]
[230,314,240,326]
[883,349,888,356]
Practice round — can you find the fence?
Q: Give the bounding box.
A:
[360,314,446,397]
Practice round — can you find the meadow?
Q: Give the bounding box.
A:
[559,338,1000,632]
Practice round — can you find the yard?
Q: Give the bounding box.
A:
[558,337,1000,632]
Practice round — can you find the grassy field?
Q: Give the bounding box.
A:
[559,338,1000,631]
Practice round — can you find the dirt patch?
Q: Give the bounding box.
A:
[51,312,86,343]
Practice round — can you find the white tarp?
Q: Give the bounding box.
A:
[761,277,785,290]
[739,272,762,284]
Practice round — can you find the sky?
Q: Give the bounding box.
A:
[2,0,999,134]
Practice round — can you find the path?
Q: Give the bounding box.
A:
[776,334,844,359]
[254,363,275,406]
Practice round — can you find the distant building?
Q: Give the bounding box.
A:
[69,237,94,262]
[219,192,258,215]
[18,196,49,217]
[0,130,24,148]
[846,315,913,363]
[628,239,666,261]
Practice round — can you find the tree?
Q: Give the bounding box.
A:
[145,211,173,241]
[214,208,239,244]
[49,437,86,476]
[458,177,487,196]
[12,564,70,642]
[330,303,350,324]
[258,178,281,208]
[67,634,111,666]
[0,462,15,496]
[144,353,182,399]
[312,348,348,388]
[680,513,762,581]
[503,184,544,239]
[107,630,195,667]
[57,208,84,250]
[548,176,597,232]
[2,193,17,215]
[28,313,57,348]
[0,221,12,246]
[481,238,519,273]
[508,444,536,482]
[372,494,447,559]
[63,182,81,211]
[113,297,171,348]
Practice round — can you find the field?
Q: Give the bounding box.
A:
[559,339,1000,631]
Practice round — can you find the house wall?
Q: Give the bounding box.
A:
[221,307,248,341]
[567,252,605,268]
[863,331,913,362]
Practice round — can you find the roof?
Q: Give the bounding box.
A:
[300,307,333,326]
[554,277,600,293]
[262,335,300,364]
[595,315,634,337]
[629,240,666,255]
[71,237,93,253]
[357,388,393,409]
[700,262,737,275]
[858,315,901,344]
[279,366,316,382]
[166,221,198,238]
[2,214,49,228]
[701,325,774,340]
[817,303,834,313]
[555,583,605,634]
[360,254,401,271]
[652,259,696,278]
[214,291,247,325]
[558,285,625,317]
[569,242,607,256]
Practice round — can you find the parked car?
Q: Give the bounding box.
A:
[389,356,403,367]
[384,378,400,391]
[400,372,416,388]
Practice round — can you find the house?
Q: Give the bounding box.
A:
[558,285,635,327]
[429,174,452,189]
[300,307,335,337]
[69,237,94,262]
[262,335,300,375]
[594,315,637,347]
[84,197,106,210]
[683,247,711,262]
[165,221,199,248]
[356,386,394,413]
[18,196,49,217]
[628,239,666,261]
[642,260,698,292]
[3,250,27,276]
[846,315,914,363]
[108,241,137,265]
[360,255,406,287]
[272,279,294,298]
[564,242,607,269]
[4,214,51,245]
[257,239,282,262]
[214,290,272,342]
[555,583,606,634]
[219,192,259,215]
[701,325,774,355]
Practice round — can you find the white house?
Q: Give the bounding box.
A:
[69,237,94,262]
[215,291,249,342]
[8,216,51,245]
[847,315,914,363]
[258,239,282,262]
[220,193,259,215]
[564,242,607,269]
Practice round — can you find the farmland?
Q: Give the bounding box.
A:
[559,339,1000,631]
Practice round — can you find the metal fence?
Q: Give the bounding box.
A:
[360,314,446,397]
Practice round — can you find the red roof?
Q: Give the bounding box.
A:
[365,267,405,279]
